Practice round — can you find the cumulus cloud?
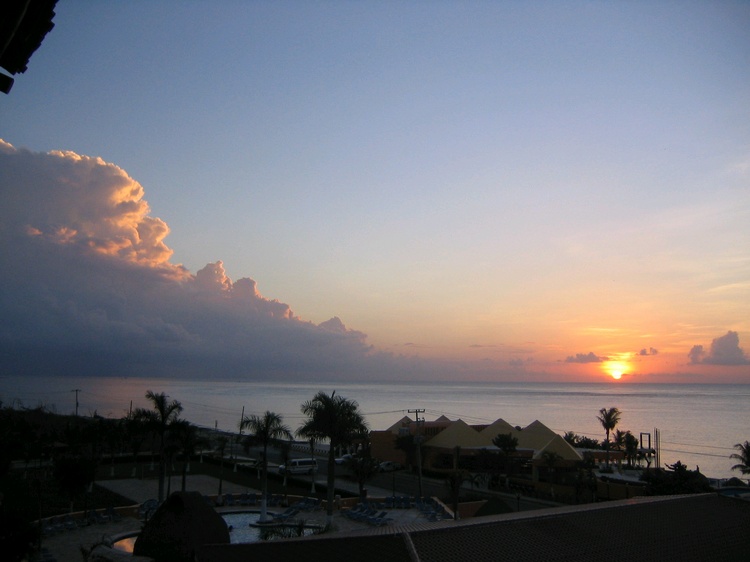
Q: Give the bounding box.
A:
[0,141,391,380]
[565,352,607,363]
[638,347,659,356]
[688,331,749,366]
[0,140,180,272]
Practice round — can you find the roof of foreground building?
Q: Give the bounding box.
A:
[0,0,57,93]
[197,493,750,562]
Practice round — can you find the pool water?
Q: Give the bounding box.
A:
[112,511,318,551]
[224,512,263,543]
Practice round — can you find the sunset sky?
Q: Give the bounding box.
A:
[1,2,749,383]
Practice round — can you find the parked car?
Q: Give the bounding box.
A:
[278,458,318,475]
[378,461,401,472]
[334,453,354,465]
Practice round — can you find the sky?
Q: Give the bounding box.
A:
[1,1,749,384]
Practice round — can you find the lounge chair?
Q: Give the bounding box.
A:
[269,494,282,506]
[271,507,299,522]
[353,508,377,522]
[62,514,77,530]
[138,499,159,519]
[369,512,394,526]
[106,506,122,522]
[366,510,387,524]
[224,493,235,506]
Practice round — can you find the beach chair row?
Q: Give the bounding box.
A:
[221,492,260,506]
[415,498,448,521]
[42,507,122,535]
[382,495,417,509]
[292,496,322,512]
[343,503,393,526]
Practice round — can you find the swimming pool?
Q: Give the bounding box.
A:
[112,511,319,552]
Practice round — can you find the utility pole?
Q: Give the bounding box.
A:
[71,389,81,416]
[408,408,425,499]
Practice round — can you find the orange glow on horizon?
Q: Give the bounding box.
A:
[603,359,629,381]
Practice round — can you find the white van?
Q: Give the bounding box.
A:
[278,458,318,475]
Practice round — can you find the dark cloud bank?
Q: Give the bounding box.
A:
[0,141,425,381]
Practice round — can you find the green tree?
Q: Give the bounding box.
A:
[297,391,368,526]
[168,419,205,492]
[239,411,293,522]
[641,461,712,495]
[612,429,626,452]
[563,431,601,450]
[563,431,578,446]
[540,451,562,484]
[133,391,183,501]
[394,434,416,468]
[730,441,750,476]
[345,432,377,500]
[596,407,621,468]
[624,431,639,468]
[492,433,518,482]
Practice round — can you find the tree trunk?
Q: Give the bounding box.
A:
[326,444,336,526]
[260,444,269,522]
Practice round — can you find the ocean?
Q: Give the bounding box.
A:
[2,375,748,480]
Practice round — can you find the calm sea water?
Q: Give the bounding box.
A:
[2,375,748,480]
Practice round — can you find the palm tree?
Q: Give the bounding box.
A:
[492,432,518,484]
[297,391,368,526]
[540,450,562,484]
[239,411,293,522]
[216,435,228,497]
[612,429,626,452]
[134,391,183,501]
[125,412,149,478]
[624,431,639,468]
[730,441,750,476]
[168,419,205,492]
[596,407,621,469]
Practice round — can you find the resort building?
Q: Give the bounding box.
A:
[371,415,584,485]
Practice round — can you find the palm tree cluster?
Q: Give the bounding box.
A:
[297,391,368,526]
[132,391,184,501]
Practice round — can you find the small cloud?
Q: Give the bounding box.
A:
[509,357,532,368]
[565,352,607,363]
[688,345,705,364]
[638,347,659,356]
[689,331,749,365]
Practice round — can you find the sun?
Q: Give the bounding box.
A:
[603,360,629,381]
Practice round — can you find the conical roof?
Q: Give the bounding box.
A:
[386,416,413,433]
[424,419,488,449]
[514,420,559,450]
[532,434,582,461]
[134,491,230,561]
[479,418,516,439]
